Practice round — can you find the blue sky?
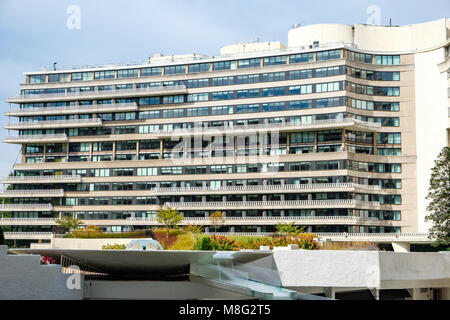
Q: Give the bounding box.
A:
[0,0,448,178]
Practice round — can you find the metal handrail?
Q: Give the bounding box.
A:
[1,175,81,181]
[5,118,102,128]
[150,183,381,194]
[0,189,64,196]
[5,102,138,116]
[8,85,187,101]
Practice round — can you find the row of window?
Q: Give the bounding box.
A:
[27,50,402,84]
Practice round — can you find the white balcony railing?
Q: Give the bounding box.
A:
[1,175,81,184]
[7,85,187,103]
[0,189,64,197]
[5,102,139,117]
[5,118,102,130]
[166,199,380,209]
[3,232,54,240]
[3,133,68,144]
[0,204,53,211]
[154,118,381,138]
[150,183,382,194]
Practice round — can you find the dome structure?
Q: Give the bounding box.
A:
[126,239,164,251]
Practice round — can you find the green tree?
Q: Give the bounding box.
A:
[156,205,184,239]
[275,222,304,236]
[55,215,83,232]
[425,147,450,246]
[209,211,225,234]
[0,227,5,246]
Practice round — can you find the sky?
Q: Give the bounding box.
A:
[0,0,448,179]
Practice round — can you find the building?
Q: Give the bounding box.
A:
[1,19,449,247]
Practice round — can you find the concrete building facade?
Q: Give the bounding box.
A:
[1,19,449,245]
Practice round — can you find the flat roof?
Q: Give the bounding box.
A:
[9,248,273,276]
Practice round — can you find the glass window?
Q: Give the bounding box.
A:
[165,65,186,75]
[188,63,210,73]
[141,67,162,77]
[289,53,314,64]
[263,56,287,66]
[29,75,46,84]
[117,69,138,78]
[213,61,236,71]
[238,58,261,68]
[94,70,115,80]
[316,50,341,61]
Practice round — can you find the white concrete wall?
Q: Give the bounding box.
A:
[0,246,83,300]
[414,47,449,232]
[36,238,133,250]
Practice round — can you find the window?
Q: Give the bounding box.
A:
[91,169,110,177]
[289,85,312,95]
[213,61,236,71]
[162,109,184,118]
[262,72,286,82]
[165,65,186,74]
[48,73,70,82]
[94,70,115,80]
[117,69,138,78]
[317,50,341,61]
[377,133,401,145]
[137,167,157,176]
[186,79,209,88]
[263,56,287,66]
[29,75,46,84]
[316,67,340,77]
[112,168,133,176]
[289,100,312,110]
[290,132,314,143]
[289,53,314,64]
[212,106,233,115]
[236,104,259,114]
[187,107,208,117]
[237,89,260,99]
[72,72,93,81]
[116,141,136,151]
[139,110,160,119]
[289,69,312,80]
[237,74,259,84]
[115,126,135,134]
[376,55,400,65]
[316,82,340,93]
[211,91,234,100]
[161,167,182,175]
[188,63,210,73]
[348,51,372,64]
[140,67,162,77]
[212,76,234,86]
[238,58,260,68]
[262,102,285,112]
[187,93,208,102]
[139,97,160,106]
[115,112,136,121]
[139,125,159,133]
[162,95,184,104]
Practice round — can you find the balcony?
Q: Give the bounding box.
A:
[4,118,102,130]
[3,232,54,240]
[0,203,53,212]
[150,183,382,195]
[0,189,64,198]
[154,118,381,138]
[165,200,380,210]
[6,85,187,103]
[1,175,81,184]
[3,133,68,144]
[5,103,138,117]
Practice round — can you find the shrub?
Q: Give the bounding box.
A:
[183,224,205,234]
[168,233,196,250]
[194,236,213,250]
[102,243,126,250]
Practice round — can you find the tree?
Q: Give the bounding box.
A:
[156,205,184,239]
[209,211,225,234]
[425,147,450,246]
[275,222,304,236]
[55,215,83,232]
[0,227,5,246]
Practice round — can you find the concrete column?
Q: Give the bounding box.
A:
[230,226,235,233]
[324,287,335,299]
[257,226,262,233]
[262,211,267,217]
[342,129,346,151]
[281,210,285,217]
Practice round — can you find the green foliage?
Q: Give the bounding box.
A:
[156,205,184,239]
[168,233,196,250]
[193,236,213,250]
[102,243,126,250]
[193,234,320,251]
[275,222,304,236]
[425,147,450,246]
[55,215,83,232]
[183,223,205,234]
[209,211,225,234]
[0,227,5,246]
[69,229,154,239]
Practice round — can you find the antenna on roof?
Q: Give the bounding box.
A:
[389,18,392,26]
[53,62,57,70]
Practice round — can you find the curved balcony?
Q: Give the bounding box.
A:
[154,118,381,138]
[150,183,382,195]
[0,203,53,212]
[5,118,102,130]
[0,189,64,198]
[5,103,138,117]
[1,175,81,184]
[3,133,68,144]
[6,85,187,103]
[165,199,380,210]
